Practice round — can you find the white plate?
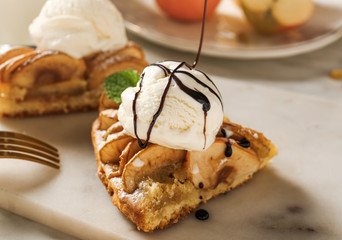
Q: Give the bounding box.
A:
[112,0,342,59]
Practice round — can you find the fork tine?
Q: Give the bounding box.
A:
[0,131,58,152]
[0,151,60,169]
[0,138,59,157]
[0,144,60,163]
[0,131,60,169]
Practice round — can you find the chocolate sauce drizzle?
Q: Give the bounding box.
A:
[133,61,221,149]
[191,0,207,68]
[238,138,250,148]
[225,142,232,157]
[132,0,220,149]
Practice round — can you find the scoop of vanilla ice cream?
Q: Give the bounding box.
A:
[118,61,224,151]
[29,0,127,58]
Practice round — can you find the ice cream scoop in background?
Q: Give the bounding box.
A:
[118,61,224,151]
[29,0,128,58]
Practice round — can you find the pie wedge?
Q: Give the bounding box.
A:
[91,91,278,232]
[0,42,148,117]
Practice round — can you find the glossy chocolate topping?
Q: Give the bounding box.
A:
[195,209,209,221]
[133,61,222,149]
[132,0,220,149]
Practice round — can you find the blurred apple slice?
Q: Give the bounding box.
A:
[273,0,314,26]
[241,0,314,34]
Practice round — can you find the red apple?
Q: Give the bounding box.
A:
[240,0,314,34]
[156,0,221,22]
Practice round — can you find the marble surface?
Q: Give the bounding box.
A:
[1,74,342,240]
[1,6,342,240]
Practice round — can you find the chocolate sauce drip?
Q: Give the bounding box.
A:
[133,62,186,148]
[195,209,209,221]
[149,63,171,75]
[203,111,207,148]
[239,138,250,148]
[198,69,223,99]
[133,73,147,148]
[143,67,175,147]
[225,142,232,157]
[132,0,219,149]
[133,61,221,149]
[176,70,222,107]
[172,74,210,112]
[221,128,227,138]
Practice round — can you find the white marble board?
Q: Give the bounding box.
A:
[1,78,342,240]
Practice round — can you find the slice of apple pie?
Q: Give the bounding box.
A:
[0,42,148,117]
[91,62,277,232]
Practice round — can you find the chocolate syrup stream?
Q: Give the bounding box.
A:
[132,0,216,149]
[192,0,208,68]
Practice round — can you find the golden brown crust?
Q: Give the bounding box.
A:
[1,95,99,118]
[86,41,148,90]
[93,145,199,232]
[0,43,148,118]
[0,46,34,65]
[91,97,278,232]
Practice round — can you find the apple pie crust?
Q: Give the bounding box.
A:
[91,92,278,232]
[0,42,148,117]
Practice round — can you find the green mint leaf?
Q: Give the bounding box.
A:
[104,69,140,104]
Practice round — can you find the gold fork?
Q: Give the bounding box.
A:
[0,131,60,169]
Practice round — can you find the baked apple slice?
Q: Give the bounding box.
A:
[87,42,148,90]
[122,144,186,193]
[241,0,314,34]
[9,51,86,89]
[0,46,34,65]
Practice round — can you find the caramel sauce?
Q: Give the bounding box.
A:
[15,50,60,73]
